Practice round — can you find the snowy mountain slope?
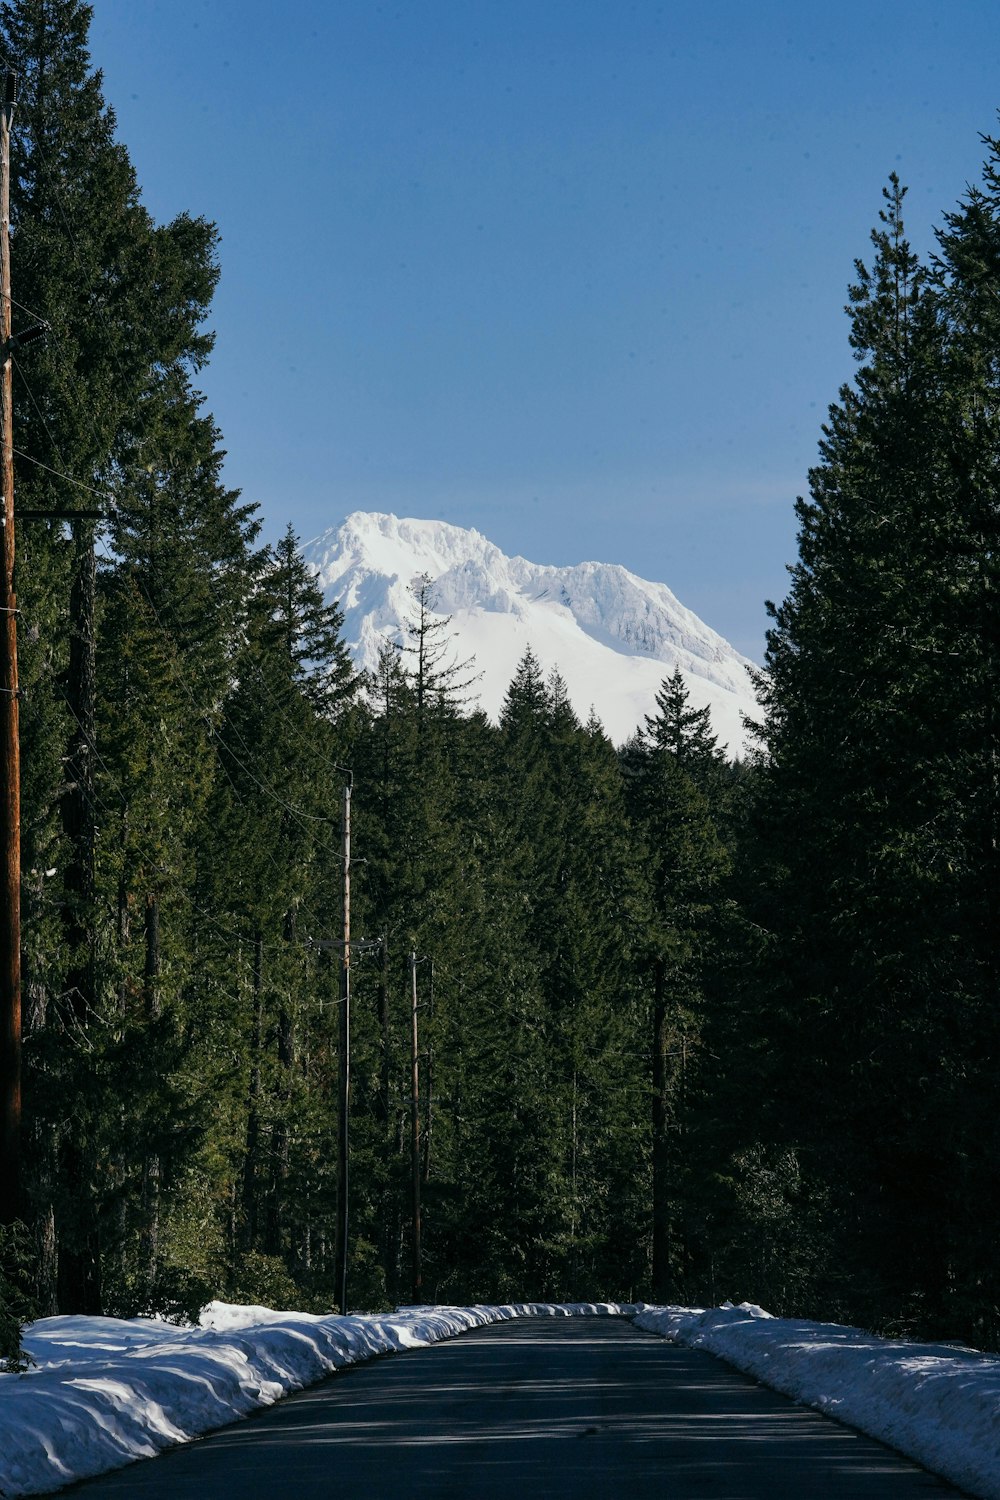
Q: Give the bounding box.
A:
[305,512,760,753]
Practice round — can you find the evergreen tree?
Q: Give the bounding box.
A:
[642,669,721,779]
[192,530,358,1302]
[262,525,357,717]
[400,573,479,734]
[745,171,1000,1332]
[624,672,729,1301]
[0,0,266,1312]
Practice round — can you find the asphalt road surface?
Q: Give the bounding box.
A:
[69,1316,962,1499]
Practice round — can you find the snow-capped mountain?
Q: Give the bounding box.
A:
[305,512,759,754]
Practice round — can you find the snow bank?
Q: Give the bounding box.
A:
[7,1296,999,1498]
[636,1302,1000,1500]
[0,1301,630,1496]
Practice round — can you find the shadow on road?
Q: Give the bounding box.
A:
[73,1317,961,1499]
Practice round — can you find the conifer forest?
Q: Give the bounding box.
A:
[2,0,1000,1350]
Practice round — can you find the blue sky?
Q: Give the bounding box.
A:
[86,0,1000,660]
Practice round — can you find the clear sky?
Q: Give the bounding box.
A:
[84,0,1000,661]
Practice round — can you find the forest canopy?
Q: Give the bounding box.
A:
[1,0,999,1354]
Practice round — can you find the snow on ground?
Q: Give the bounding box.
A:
[4,1298,1000,1498]
[0,1301,629,1496]
[636,1302,1000,1500]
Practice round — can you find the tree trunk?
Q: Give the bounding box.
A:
[138,894,162,1296]
[241,931,264,1252]
[375,941,395,1293]
[56,1138,102,1314]
[56,527,101,1314]
[265,914,295,1257]
[61,525,96,1025]
[651,956,671,1301]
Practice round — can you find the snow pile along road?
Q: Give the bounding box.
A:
[0,1301,629,1497]
[6,1298,1000,1498]
[636,1302,1000,1500]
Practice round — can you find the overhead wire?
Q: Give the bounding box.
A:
[59,693,127,810]
[5,291,50,326]
[11,357,120,520]
[250,662,350,775]
[11,357,65,472]
[13,447,116,505]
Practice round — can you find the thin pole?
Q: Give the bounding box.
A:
[651,956,669,1300]
[422,958,433,1183]
[376,935,392,1298]
[335,775,352,1314]
[410,951,421,1303]
[0,69,20,1228]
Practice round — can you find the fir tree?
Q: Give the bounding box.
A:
[746,172,995,1331]
[400,573,479,733]
[642,669,721,779]
[625,672,729,1301]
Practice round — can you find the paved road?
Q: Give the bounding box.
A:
[71,1316,961,1499]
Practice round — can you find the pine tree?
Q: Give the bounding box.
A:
[0,0,273,1312]
[400,573,479,734]
[642,669,720,779]
[191,530,358,1301]
[624,671,729,1301]
[745,173,995,1331]
[484,654,647,1295]
[262,525,357,717]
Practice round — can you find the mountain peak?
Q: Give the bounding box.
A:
[305,512,758,752]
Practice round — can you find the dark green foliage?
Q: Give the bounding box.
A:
[0,0,762,1319]
[0,1221,36,1370]
[622,672,732,1303]
[738,157,1000,1342]
[15,0,1000,1340]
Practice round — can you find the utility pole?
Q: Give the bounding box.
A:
[651,955,669,1301]
[335,772,352,1315]
[0,69,20,1229]
[409,950,422,1303]
[422,958,434,1184]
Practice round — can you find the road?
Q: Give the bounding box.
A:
[70,1316,960,1499]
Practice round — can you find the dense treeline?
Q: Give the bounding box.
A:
[2,1,1000,1347]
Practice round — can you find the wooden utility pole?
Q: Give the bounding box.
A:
[335,773,352,1315]
[409,950,422,1303]
[0,69,20,1229]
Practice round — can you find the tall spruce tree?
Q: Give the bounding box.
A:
[746,172,999,1332]
[0,0,268,1312]
[623,672,729,1302]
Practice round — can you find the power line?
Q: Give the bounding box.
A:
[59,692,127,810]
[13,446,115,505]
[5,292,49,325]
[11,358,64,472]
